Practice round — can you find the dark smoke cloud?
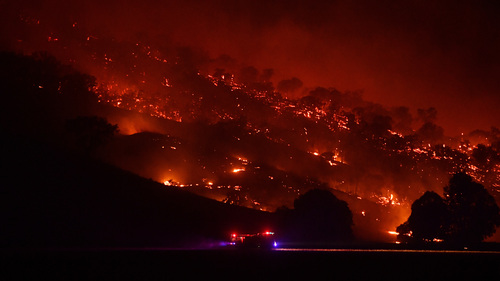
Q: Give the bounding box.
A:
[2,0,499,135]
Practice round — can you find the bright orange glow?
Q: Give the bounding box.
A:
[237,157,248,163]
[232,168,245,173]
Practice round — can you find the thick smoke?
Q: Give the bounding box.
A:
[2,0,500,135]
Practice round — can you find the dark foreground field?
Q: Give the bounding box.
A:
[2,249,499,280]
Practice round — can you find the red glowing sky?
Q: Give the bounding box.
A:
[4,0,500,135]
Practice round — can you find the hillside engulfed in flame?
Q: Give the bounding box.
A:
[3,11,499,241]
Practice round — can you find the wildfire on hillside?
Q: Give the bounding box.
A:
[2,8,499,242]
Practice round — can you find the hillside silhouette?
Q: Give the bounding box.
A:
[1,133,272,248]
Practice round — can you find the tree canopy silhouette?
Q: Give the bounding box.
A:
[278,189,353,243]
[444,173,500,244]
[65,116,118,154]
[277,77,303,94]
[396,191,448,243]
[397,173,500,245]
[0,52,100,139]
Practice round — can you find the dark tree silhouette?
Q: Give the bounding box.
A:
[239,66,259,84]
[397,191,448,243]
[65,116,118,154]
[397,173,500,245]
[367,115,393,138]
[0,52,102,139]
[277,77,303,94]
[280,189,353,243]
[416,122,444,144]
[444,173,500,244]
[472,144,497,165]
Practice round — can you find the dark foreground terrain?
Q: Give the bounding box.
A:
[2,249,498,280]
